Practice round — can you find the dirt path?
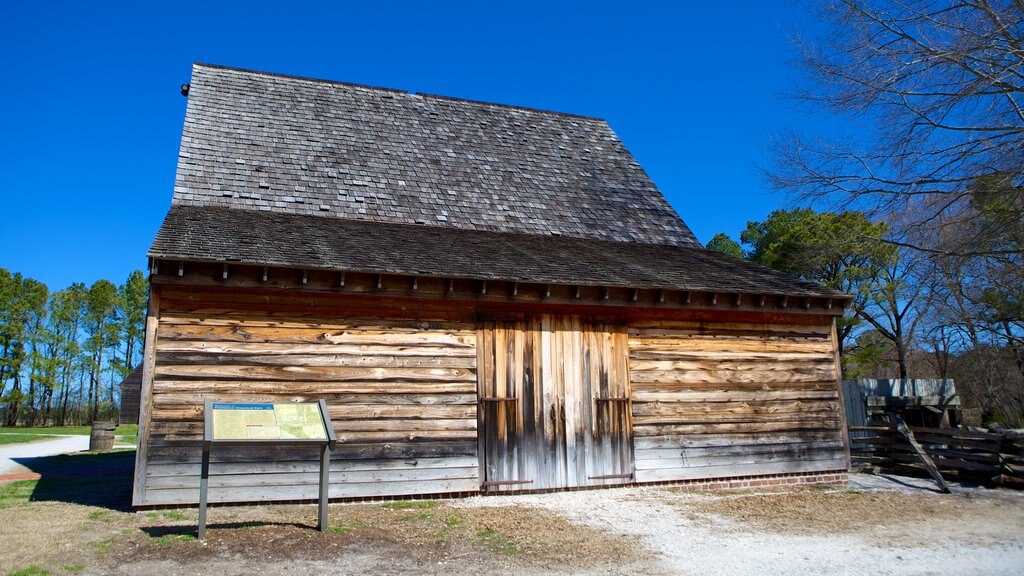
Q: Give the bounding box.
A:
[2,471,1022,575]
[0,435,88,476]
[450,476,1024,576]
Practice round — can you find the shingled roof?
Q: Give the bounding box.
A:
[152,63,845,300]
[152,205,837,297]
[171,63,698,246]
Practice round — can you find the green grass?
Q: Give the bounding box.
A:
[145,509,187,522]
[87,510,111,522]
[61,565,84,573]
[328,519,367,535]
[443,515,462,528]
[94,529,133,556]
[114,424,137,446]
[381,500,440,510]
[0,434,50,445]
[0,424,136,437]
[5,566,50,576]
[151,534,197,546]
[0,426,92,436]
[0,480,38,509]
[474,528,519,555]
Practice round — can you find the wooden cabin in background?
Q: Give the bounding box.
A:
[119,365,142,425]
[133,63,852,508]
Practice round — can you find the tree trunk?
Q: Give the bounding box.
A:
[895,339,909,380]
[6,371,21,427]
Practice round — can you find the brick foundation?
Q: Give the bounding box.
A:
[647,470,849,492]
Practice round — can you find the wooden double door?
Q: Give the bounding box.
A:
[477,315,634,491]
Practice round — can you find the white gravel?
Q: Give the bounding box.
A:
[451,475,1024,576]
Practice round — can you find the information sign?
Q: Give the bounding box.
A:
[210,402,328,441]
[198,399,336,538]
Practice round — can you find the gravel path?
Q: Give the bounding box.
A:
[451,476,1024,576]
[0,435,88,475]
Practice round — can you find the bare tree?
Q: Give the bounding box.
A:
[771,0,1024,255]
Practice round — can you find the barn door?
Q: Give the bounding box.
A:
[478,315,633,491]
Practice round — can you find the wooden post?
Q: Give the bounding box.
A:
[892,415,950,493]
[831,319,852,472]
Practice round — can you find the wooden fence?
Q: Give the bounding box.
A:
[850,425,1024,486]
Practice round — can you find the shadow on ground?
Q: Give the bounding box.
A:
[140,521,310,538]
[14,450,135,511]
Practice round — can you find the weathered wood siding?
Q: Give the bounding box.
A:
[119,365,143,425]
[628,320,846,482]
[137,287,479,506]
[478,315,632,491]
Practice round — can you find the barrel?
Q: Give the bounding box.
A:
[89,421,116,451]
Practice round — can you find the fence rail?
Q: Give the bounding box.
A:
[850,425,1024,486]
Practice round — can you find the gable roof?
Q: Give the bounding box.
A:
[171,63,699,246]
[152,63,846,302]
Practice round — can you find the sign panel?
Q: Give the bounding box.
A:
[199,398,335,538]
[210,402,328,441]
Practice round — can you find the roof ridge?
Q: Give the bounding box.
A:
[193,62,407,94]
[192,62,605,122]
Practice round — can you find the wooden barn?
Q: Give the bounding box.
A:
[133,63,851,508]
[119,365,143,425]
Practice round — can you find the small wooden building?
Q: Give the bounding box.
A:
[133,63,852,507]
[118,365,143,425]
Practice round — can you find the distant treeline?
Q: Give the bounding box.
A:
[0,268,147,426]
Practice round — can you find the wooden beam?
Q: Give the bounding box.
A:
[178,262,184,277]
[781,296,789,308]
[803,298,811,309]
[826,298,833,310]
[150,259,159,275]
[149,262,849,316]
[734,294,742,307]
[132,285,161,507]
[222,264,229,280]
[893,415,951,493]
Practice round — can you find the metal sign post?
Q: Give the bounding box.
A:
[197,399,336,538]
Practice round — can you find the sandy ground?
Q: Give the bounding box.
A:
[0,435,88,475]
[452,477,1024,576]
[1,473,1022,575]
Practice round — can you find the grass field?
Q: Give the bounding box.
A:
[0,435,52,446]
[0,425,138,447]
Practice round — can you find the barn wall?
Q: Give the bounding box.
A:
[135,286,480,506]
[628,319,847,482]
[134,284,849,506]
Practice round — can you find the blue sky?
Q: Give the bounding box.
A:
[1,1,818,291]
